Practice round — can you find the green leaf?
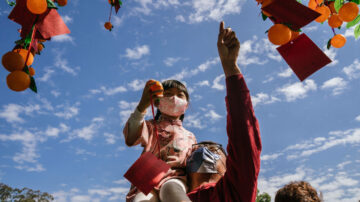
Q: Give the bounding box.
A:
[296,0,302,3]
[23,65,29,74]
[6,0,16,6]
[119,0,122,5]
[334,0,342,13]
[30,77,37,93]
[261,12,268,21]
[346,15,360,28]
[355,24,360,39]
[47,0,58,9]
[327,38,332,49]
[350,0,360,4]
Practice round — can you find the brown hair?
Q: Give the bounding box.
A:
[275,181,321,202]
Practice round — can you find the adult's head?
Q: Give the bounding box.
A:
[155,79,190,121]
[275,181,321,202]
[186,141,227,191]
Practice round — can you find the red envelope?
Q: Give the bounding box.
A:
[124,152,170,195]
[36,9,70,39]
[277,33,332,81]
[262,0,320,30]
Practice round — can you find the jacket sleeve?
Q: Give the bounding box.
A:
[123,108,150,147]
[221,73,262,202]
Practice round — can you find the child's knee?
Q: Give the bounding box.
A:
[159,179,189,202]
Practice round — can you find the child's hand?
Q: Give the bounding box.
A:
[137,80,163,113]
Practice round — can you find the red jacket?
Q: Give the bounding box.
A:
[187,74,262,202]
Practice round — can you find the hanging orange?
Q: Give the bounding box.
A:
[26,0,48,14]
[29,67,35,76]
[315,5,331,23]
[38,43,44,52]
[6,70,31,92]
[13,49,34,66]
[328,14,343,28]
[2,51,25,72]
[57,0,67,6]
[268,24,292,45]
[108,0,114,4]
[338,2,359,22]
[308,0,317,10]
[331,34,346,48]
[290,30,300,41]
[104,22,113,30]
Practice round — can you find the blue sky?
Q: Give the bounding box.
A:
[1,0,360,201]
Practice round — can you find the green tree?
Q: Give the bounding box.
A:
[256,189,271,202]
[0,183,54,202]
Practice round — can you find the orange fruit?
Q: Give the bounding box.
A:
[149,81,163,96]
[261,0,274,16]
[338,2,359,22]
[268,24,292,45]
[315,5,331,23]
[38,39,46,43]
[308,0,317,10]
[331,34,346,48]
[2,51,25,72]
[13,49,34,66]
[6,70,31,92]
[328,14,343,28]
[37,43,44,52]
[104,22,113,30]
[108,0,114,4]
[57,0,67,6]
[315,0,323,4]
[26,0,48,14]
[29,67,35,76]
[290,30,300,41]
[328,1,336,14]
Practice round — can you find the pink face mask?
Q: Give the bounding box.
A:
[158,96,188,117]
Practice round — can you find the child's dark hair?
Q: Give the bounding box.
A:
[155,80,189,121]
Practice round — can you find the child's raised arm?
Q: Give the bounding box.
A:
[123,80,163,146]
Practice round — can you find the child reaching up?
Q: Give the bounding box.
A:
[123,79,196,202]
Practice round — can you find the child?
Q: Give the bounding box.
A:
[123,79,196,202]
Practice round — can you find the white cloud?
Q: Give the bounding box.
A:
[61,15,73,24]
[112,15,124,27]
[55,102,80,119]
[0,103,41,123]
[104,133,117,144]
[53,49,80,76]
[183,113,205,129]
[277,80,317,102]
[45,123,69,137]
[118,100,138,110]
[175,15,185,22]
[69,117,104,141]
[132,0,180,15]
[212,74,225,90]
[337,161,351,169]
[90,85,127,96]
[189,0,244,23]
[355,115,360,122]
[344,26,358,40]
[261,153,283,161]
[195,80,210,87]
[166,57,219,81]
[128,79,146,91]
[323,46,338,66]
[251,93,280,107]
[163,57,181,67]
[343,59,360,80]
[51,90,61,97]
[277,68,293,78]
[321,77,348,95]
[37,68,55,82]
[124,45,150,60]
[52,34,74,43]
[204,109,222,121]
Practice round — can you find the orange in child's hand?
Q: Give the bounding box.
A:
[328,14,343,28]
[268,24,292,46]
[26,0,48,14]
[338,2,359,22]
[149,81,163,96]
[29,67,35,76]
[57,0,67,6]
[13,49,34,66]
[6,70,31,92]
[2,51,25,72]
[315,5,331,23]
[331,34,346,48]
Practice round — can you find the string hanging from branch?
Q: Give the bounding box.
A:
[104,0,123,31]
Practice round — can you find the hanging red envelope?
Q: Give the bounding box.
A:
[262,0,320,30]
[277,33,332,81]
[124,151,170,195]
[36,8,70,39]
